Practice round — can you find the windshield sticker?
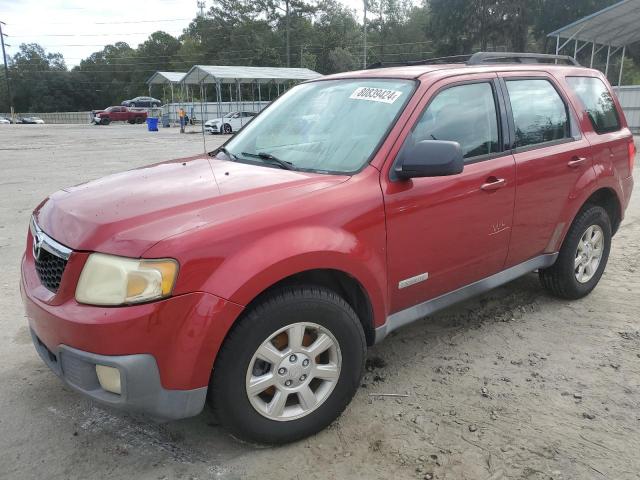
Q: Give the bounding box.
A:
[349,87,403,104]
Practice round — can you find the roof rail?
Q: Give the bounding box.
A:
[467,52,580,66]
[366,51,580,70]
[366,55,473,69]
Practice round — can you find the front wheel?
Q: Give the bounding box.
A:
[209,286,366,444]
[100,118,111,125]
[539,205,611,299]
[222,123,232,134]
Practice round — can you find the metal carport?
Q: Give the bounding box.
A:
[182,65,322,119]
[549,0,640,85]
[145,71,187,106]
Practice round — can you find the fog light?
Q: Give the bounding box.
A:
[96,365,122,395]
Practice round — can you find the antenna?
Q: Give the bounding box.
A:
[197,1,206,17]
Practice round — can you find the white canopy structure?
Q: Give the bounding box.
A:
[181,65,321,85]
[145,71,188,107]
[549,0,640,85]
[146,71,187,85]
[145,65,322,129]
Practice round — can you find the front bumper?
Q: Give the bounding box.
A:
[21,234,245,420]
[30,328,207,420]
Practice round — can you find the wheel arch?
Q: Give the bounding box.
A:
[552,186,623,254]
[583,187,622,235]
[222,268,376,350]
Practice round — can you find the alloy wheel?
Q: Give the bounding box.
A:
[245,322,342,422]
[574,224,604,283]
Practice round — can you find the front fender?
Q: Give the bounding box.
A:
[202,225,388,329]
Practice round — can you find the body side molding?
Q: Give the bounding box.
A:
[375,253,558,343]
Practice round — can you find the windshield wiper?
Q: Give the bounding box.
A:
[241,151,296,170]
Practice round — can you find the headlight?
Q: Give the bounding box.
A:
[75,253,178,306]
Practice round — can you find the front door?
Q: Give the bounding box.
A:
[230,113,242,131]
[382,75,516,313]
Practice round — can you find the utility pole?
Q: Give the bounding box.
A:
[0,20,13,121]
[363,0,367,68]
[379,0,384,60]
[197,1,206,17]
[285,0,291,67]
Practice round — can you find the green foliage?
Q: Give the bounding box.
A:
[1,0,639,113]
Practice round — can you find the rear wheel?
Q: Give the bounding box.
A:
[539,205,611,299]
[135,117,145,124]
[209,286,366,444]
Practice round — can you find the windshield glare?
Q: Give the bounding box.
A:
[222,79,414,173]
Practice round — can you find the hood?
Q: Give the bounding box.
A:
[35,156,348,256]
[205,117,226,125]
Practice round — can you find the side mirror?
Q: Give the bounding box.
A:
[395,140,464,179]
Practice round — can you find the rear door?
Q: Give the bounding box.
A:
[382,74,517,313]
[499,72,594,267]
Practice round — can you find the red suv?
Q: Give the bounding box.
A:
[21,53,635,444]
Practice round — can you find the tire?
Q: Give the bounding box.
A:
[100,118,111,125]
[135,117,144,124]
[127,119,135,124]
[209,286,366,444]
[223,123,232,134]
[539,205,611,299]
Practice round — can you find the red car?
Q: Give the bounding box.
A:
[21,53,635,444]
[92,106,147,125]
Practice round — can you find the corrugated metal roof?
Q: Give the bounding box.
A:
[182,65,322,84]
[548,0,640,47]
[146,71,187,85]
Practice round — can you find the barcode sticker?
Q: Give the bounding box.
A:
[349,87,403,104]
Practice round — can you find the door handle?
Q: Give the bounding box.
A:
[481,177,506,191]
[568,156,587,168]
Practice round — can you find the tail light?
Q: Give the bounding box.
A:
[629,139,636,176]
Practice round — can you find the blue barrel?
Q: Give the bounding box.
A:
[146,117,159,131]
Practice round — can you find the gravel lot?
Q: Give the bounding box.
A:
[0,124,638,480]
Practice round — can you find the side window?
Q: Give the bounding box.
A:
[407,82,500,160]
[506,79,570,149]
[566,76,620,134]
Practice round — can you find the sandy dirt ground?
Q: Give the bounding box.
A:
[0,124,638,480]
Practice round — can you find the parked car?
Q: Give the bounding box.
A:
[121,96,162,108]
[21,52,635,445]
[205,111,258,134]
[93,106,147,125]
[18,116,45,124]
[0,117,10,124]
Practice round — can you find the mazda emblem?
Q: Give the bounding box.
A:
[33,233,43,260]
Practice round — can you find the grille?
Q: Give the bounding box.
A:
[35,248,67,292]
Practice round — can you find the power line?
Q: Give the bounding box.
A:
[7,31,187,38]
[7,18,193,26]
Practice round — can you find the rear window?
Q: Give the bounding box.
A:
[566,76,621,134]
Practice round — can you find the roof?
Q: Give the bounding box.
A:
[182,65,322,84]
[548,0,640,47]
[146,71,186,85]
[321,62,592,82]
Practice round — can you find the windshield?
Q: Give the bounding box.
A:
[221,79,415,173]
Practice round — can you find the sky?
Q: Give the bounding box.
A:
[1,0,368,67]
